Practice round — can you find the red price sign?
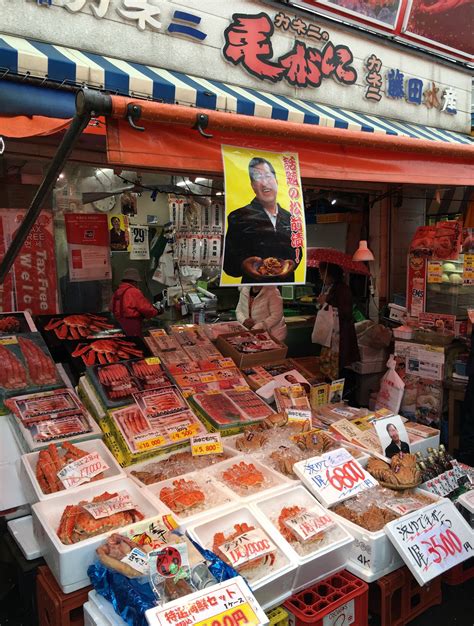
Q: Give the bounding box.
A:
[421,529,463,564]
[326,460,366,492]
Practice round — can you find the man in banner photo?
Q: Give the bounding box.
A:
[221,147,306,285]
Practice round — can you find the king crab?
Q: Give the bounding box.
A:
[160,479,206,514]
[72,339,143,366]
[44,314,114,340]
[222,462,265,492]
[212,523,275,571]
[36,441,103,494]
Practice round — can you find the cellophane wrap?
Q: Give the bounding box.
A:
[88,562,156,626]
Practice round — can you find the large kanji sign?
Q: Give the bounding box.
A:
[223,12,357,89]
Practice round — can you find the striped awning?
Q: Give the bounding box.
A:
[1,33,473,146]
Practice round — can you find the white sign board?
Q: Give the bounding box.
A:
[294,448,378,507]
[385,499,474,586]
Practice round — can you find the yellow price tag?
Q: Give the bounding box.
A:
[194,602,259,626]
[0,336,18,345]
[135,435,166,451]
[191,433,223,456]
[145,357,161,365]
[169,422,200,442]
[233,385,250,392]
[201,374,217,383]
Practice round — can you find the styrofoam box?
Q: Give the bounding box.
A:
[144,470,239,526]
[457,490,474,528]
[10,409,103,453]
[7,515,43,560]
[125,445,238,488]
[207,455,292,502]
[31,477,165,593]
[0,416,29,510]
[21,439,126,504]
[409,433,440,457]
[84,590,127,626]
[328,489,442,583]
[251,485,354,593]
[186,505,298,611]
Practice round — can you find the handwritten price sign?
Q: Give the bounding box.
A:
[57,452,109,489]
[385,499,474,586]
[294,448,377,507]
[191,433,223,456]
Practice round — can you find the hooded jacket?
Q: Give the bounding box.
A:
[236,287,287,341]
[111,281,157,336]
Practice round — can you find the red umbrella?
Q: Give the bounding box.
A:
[307,247,370,276]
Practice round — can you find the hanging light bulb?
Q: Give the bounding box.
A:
[353,240,374,262]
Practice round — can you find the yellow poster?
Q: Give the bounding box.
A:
[221,146,306,286]
[109,214,130,251]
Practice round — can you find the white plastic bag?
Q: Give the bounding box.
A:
[375,356,405,414]
[311,304,334,347]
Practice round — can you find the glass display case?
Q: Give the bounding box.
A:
[425,255,473,319]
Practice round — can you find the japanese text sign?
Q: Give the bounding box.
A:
[294,448,377,507]
[57,452,109,489]
[385,499,474,586]
[82,490,137,519]
[221,146,306,287]
[191,433,223,456]
[145,576,266,626]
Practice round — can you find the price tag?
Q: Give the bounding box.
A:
[427,261,443,284]
[385,499,474,586]
[168,422,200,442]
[146,577,265,626]
[121,547,149,574]
[191,433,223,456]
[216,529,276,569]
[135,433,167,451]
[57,452,109,489]
[323,599,355,626]
[383,497,423,516]
[284,510,335,542]
[82,491,137,520]
[463,254,474,285]
[145,357,161,365]
[0,335,18,345]
[294,448,377,507]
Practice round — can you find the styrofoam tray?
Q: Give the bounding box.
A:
[251,485,354,593]
[125,445,238,488]
[21,438,126,504]
[207,455,291,502]
[327,488,441,583]
[31,477,165,593]
[186,505,297,611]
[144,470,238,526]
[7,515,43,560]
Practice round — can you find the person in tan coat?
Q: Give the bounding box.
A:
[236,286,287,341]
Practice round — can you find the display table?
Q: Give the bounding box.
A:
[444,378,468,454]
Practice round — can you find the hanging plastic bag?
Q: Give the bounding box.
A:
[375,356,405,414]
[311,304,334,347]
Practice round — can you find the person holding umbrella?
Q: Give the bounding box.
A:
[316,262,360,380]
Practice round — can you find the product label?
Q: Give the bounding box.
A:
[284,510,334,542]
[384,497,422,516]
[82,491,137,519]
[191,432,223,456]
[121,547,149,574]
[323,599,355,626]
[167,421,201,442]
[352,538,371,569]
[57,452,109,489]
[135,432,167,452]
[216,529,276,569]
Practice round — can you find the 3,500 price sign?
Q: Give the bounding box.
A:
[385,499,474,586]
[294,448,377,507]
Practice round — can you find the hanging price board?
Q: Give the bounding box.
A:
[385,499,474,586]
[294,448,377,507]
[191,433,223,456]
[145,576,266,626]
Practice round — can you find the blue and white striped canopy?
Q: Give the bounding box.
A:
[0,33,472,146]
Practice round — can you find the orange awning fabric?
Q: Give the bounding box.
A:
[106,99,474,186]
[0,115,72,138]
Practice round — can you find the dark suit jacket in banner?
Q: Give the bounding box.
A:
[223,198,299,283]
[385,440,410,458]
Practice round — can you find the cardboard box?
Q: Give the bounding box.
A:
[216,330,288,368]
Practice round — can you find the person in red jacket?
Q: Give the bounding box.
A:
[111,268,161,336]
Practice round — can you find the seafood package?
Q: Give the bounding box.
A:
[169,325,214,348]
[133,387,186,418]
[222,331,282,353]
[210,457,287,499]
[243,360,316,391]
[66,337,149,374]
[172,368,248,397]
[0,333,61,405]
[216,330,287,368]
[110,404,204,456]
[166,357,235,377]
[202,321,245,341]
[274,385,311,413]
[129,448,235,486]
[151,473,236,521]
[0,311,36,334]
[56,490,145,544]
[88,358,172,408]
[331,486,434,532]
[190,388,274,427]
[149,332,181,353]
[181,344,223,364]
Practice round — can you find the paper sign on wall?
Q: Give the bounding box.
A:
[65,213,111,282]
[385,499,474,586]
[130,225,150,260]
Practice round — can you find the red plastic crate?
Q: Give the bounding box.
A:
[368,566,441,626]
[284,570,368,626]
[36,565,91,626]
[442,557,474,585]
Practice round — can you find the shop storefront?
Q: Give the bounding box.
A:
[0,2,473,625]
